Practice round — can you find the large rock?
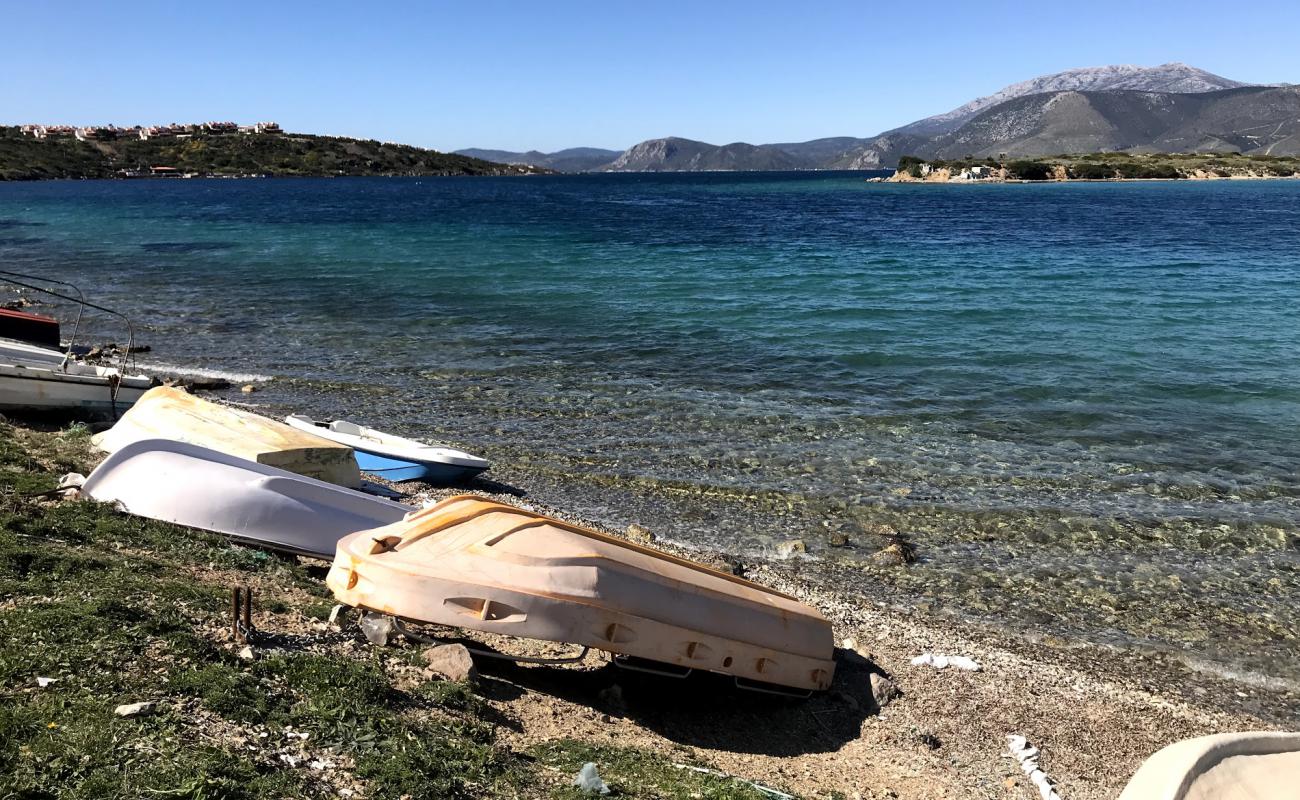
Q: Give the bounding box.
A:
[423,643,477,683]
[870,673,901,708]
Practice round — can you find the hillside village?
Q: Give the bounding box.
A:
[20,120,282,141]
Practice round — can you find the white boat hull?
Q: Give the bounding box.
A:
[0,338,68,367]
[0,363,150,414]
[284,414,489,484]
[81,439,413,558]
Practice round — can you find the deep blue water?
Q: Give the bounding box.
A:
[3,173,1298,683]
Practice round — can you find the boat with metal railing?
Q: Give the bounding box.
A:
[0,270,154,417]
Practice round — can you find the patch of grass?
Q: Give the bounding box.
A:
[533,739,781,799]
[0,422,536,798]
[414,678,483,712]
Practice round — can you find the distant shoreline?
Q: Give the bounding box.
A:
[881,152,1300,184]
[874,173,1300,184]
[0,125,547,181]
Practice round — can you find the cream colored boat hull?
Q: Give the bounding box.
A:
[1119,731,1300,800]
[328,496,836,692]
[93,386,361,487]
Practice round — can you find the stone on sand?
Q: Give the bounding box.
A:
[423,643,477,682]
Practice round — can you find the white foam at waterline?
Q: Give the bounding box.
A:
[137,361,274,383]
[1179,654,1300,693]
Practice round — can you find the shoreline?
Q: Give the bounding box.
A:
[1,413,1290,799]
[876,175,1300,184]
[129,354,1300,700]
[6,176,1299,795]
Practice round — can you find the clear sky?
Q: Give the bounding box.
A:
[3,0,1297,153]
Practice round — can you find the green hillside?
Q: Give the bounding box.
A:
[0,127,542,180]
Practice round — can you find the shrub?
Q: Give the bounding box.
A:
[1007,160,1052,180]
[1069,163,1115,180]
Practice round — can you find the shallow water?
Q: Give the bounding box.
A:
[2,173,1298,683]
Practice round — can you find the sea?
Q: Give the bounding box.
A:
[2,172,1298,688]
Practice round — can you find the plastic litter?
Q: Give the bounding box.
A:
[327,603,346,627]
[114,701,154,717]
[36,677,57,688]
[910,653,981,671]
[358,611,396,646]
[572,762,610,795]
[1007,734,1061,800]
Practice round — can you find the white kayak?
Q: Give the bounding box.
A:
[285,414,489,484]
[80,438,412,558]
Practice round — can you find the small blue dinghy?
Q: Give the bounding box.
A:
[285,414,489,484]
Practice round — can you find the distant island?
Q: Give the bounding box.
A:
[0,122,542,180]
[883,152,1300,182]
[457,63,1300,172]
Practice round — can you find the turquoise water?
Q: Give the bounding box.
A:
[2,173,1298,684]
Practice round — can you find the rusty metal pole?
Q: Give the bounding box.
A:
[231,586,254,643]
[230,587,243,643]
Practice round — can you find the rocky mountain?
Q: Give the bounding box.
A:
[913,85,1300,160]
[458,63,1289,172]
[893,62,1251,137]
[604,137,804,171]
[453,147,620,172]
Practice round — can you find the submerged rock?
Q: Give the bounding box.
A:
[869,543,909,567]
[164,376,231,392]
[626,523,655,544]
[828,532,851,548]
[776,539,807,558]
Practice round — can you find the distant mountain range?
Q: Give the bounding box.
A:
[456,63,1298,171]
[455,147,621,173]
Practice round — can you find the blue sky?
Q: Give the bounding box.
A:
[3,0,1297,153]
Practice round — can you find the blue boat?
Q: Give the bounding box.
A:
[285,414,489,484]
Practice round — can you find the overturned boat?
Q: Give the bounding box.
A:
[95,386,362,488]
[80,438,412,558]
[285,414,489,483]
[328,496,836,693]
[1119,731,1300,800]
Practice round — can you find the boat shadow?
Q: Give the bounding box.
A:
[472,647,885,757]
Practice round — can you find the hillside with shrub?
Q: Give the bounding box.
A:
[0,127,541,180]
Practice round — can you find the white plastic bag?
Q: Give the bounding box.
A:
[358,611,395,646]
[910,652,981,671]
[572,762,610,795]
